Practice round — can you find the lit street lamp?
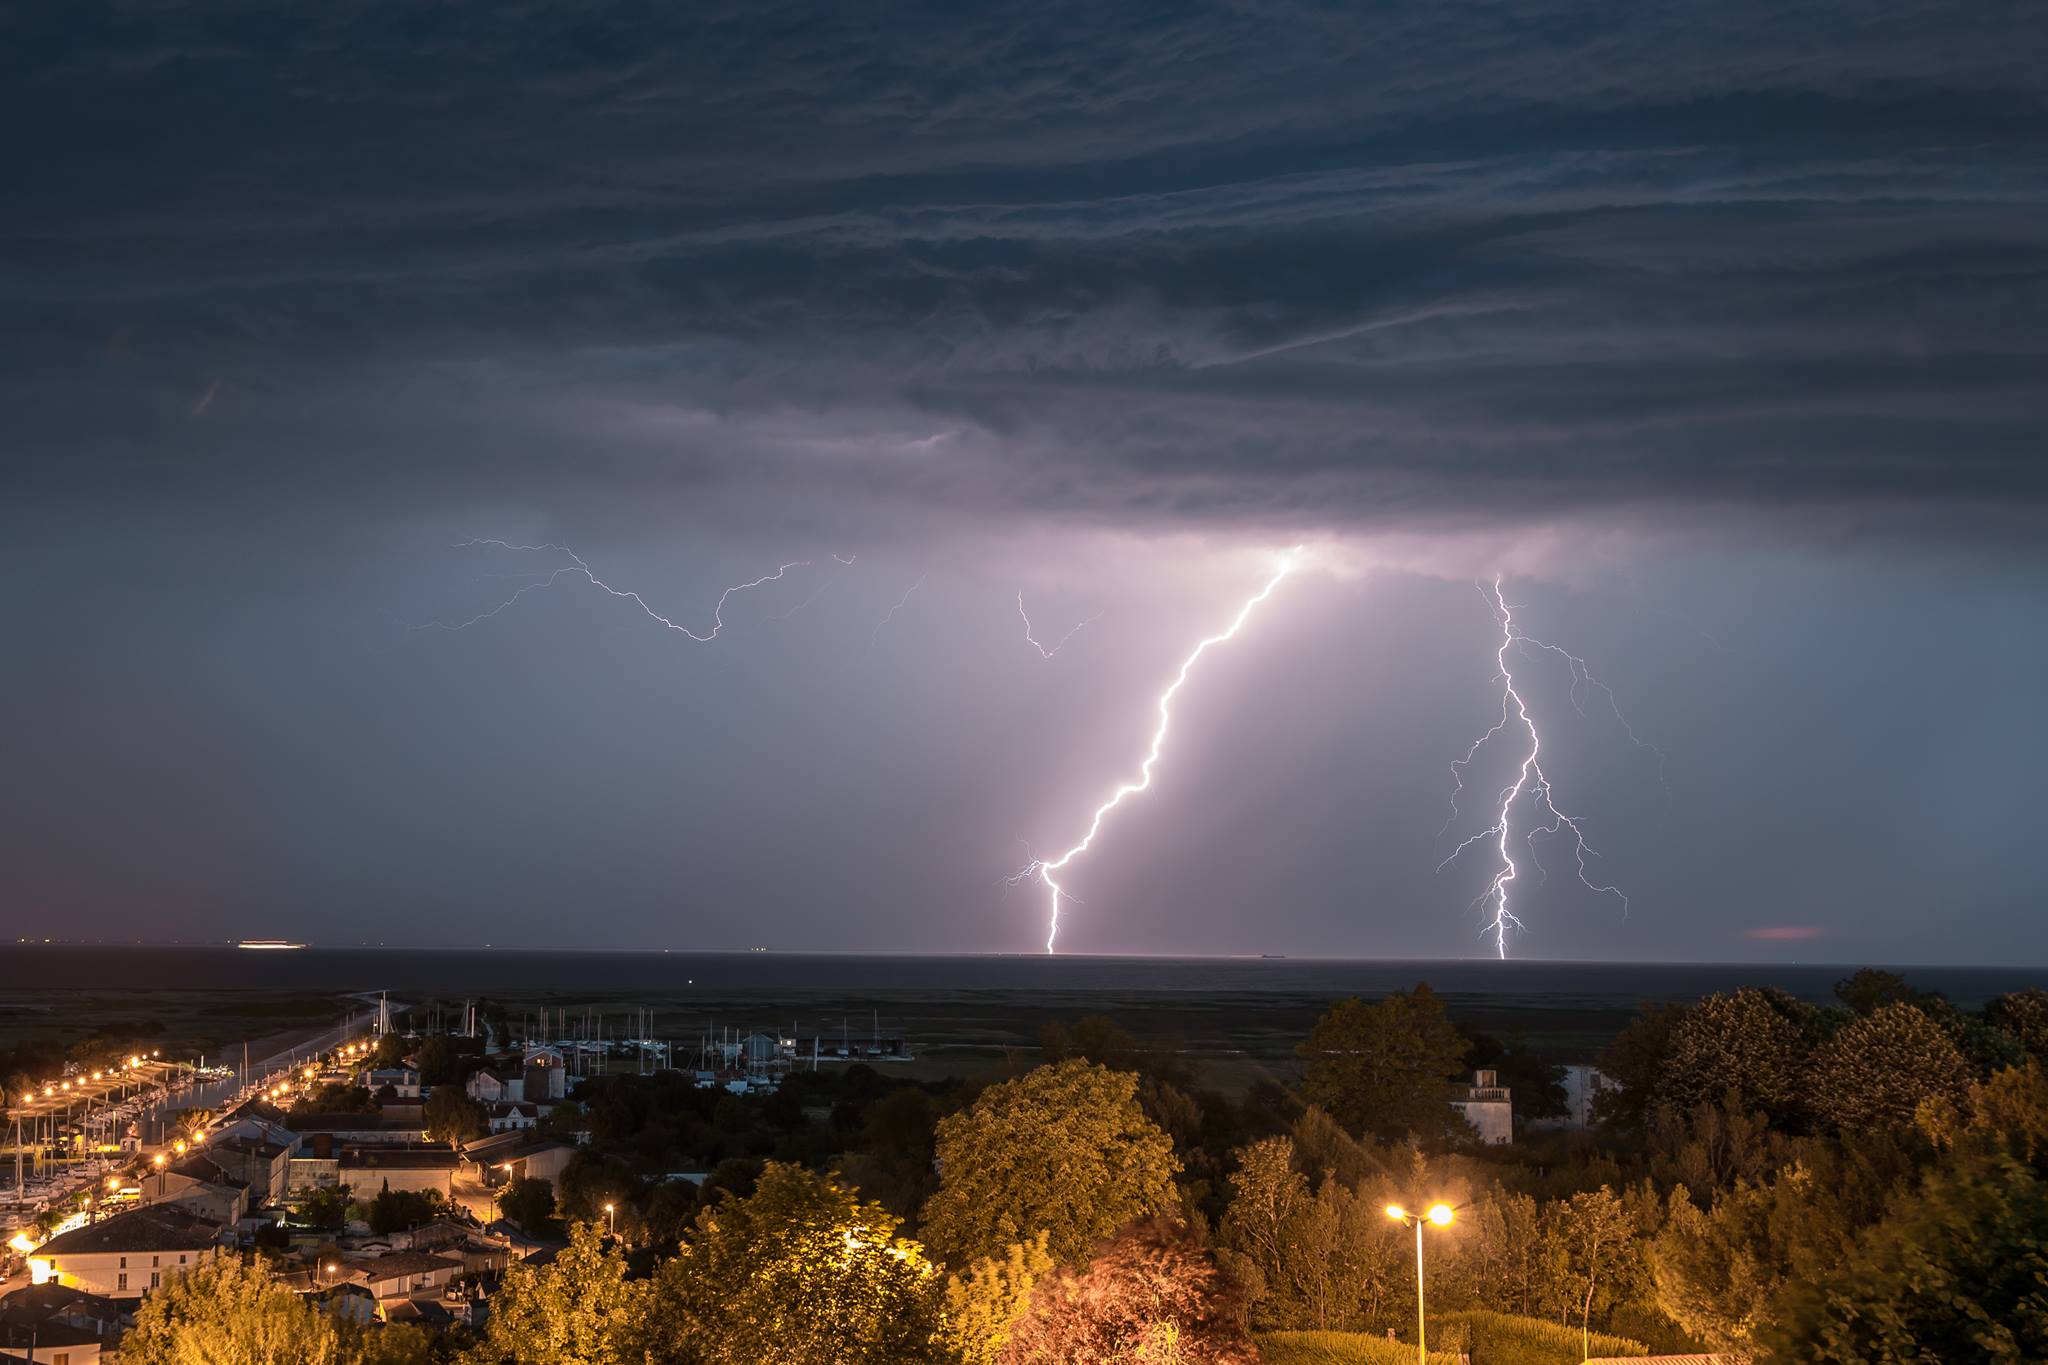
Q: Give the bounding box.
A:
[1385,1202,1455,1365]
[604,1202,616,1236]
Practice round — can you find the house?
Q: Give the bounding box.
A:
[355,1251,464,1303]
[340,1145,460,1198]
[307,1282,379,1324]
[0,1319,105,1364]
[289,1114,429,1147]
[207,1135,295,1204]
[359,1067,421,1099]
[141,1153,251,1225]
[0,1282,132,1346]
[465,1068,523,1104]
[520,1048,566,1102]
[211,1113,300,1156]
[28,1207,224,1299]
[463,1135,575,1187]
[484,1101,540,1133]
[1451,1069,1515,1145]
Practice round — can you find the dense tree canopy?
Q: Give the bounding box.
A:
[1656,989,1814,1122]
[649,1162,949,1364]
[1808,1001,1972,1132]
[921,1060,1180,1269]
[123,1256,428,1365]
[1296,985,1469,1143]
[1764,1150,2048,1362]
[1001,1218,1260,1365]
[463,1223,647,1365]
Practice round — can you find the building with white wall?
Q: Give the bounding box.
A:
[1451,1069,1515,1145]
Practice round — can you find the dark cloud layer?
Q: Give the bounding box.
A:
[6,0,2045,531]
[3,3,2046,962]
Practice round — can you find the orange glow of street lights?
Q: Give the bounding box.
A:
[1386,1202,1457,1364]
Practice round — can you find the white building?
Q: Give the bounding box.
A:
[1451,1069,1514,1145]
[28,1207,223,1300]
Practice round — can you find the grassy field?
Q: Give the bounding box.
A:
[1259,1312,1651,1364]
[0,988,359,1069]
[1259,1331,1463,1364]
[423,983,1660,1093]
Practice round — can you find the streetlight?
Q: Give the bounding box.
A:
[1385,1202,1456,1365]
[604,1202,616,1236]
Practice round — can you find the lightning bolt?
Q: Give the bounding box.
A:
[1017,594,1101,659]
[770,553,859,620]
[867,574,927,651]
[418,539,807,639]
[1013,548,1304,953]
[1439,577,1629,958]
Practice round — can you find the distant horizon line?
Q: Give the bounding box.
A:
[0,940,2040,971]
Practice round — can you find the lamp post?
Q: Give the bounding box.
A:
[603,1202,616,1237]
[1385,1202,1455,1365]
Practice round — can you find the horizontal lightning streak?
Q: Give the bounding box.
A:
[417,538,806,640]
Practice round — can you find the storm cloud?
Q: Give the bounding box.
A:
[2,2,2044,960]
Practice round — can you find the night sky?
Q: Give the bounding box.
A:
[4,2,2044,961]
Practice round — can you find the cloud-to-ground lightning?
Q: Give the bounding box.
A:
[1017,594,1100,659]
[866,574,926,652]
[1438,577,1632,958]
[1012,548,1304,953]
[419,539,807,639]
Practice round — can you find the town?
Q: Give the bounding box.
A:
[0,969,2039,1362]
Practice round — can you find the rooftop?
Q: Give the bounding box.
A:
[36,1206,222,1257]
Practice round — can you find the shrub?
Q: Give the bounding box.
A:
[1433,1309,1650,1362]
[1257,1331,1462,1365]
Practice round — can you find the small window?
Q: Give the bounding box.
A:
[179,1254,188,1264]
[152,1255,160,1268]
[118,1256,127,1269]
[116,1273,127,1292]
[150,1271,161,1288]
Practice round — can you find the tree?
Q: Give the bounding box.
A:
[648,1162,948,1364]
[1988,988,2048,1058]
[1593,1002,1687,1130]
[839,1086,943,1224]
[1551,1186,1636,1360]
[1297,985,1469,1143]
[299,1183,350,1232]
[121,1255,343,1365]
[921,1061,1180,1269]
[496,1176,557,1234]
[1215,1138,1311,1326]
[1039,1016,1147,1072]
[1762,1151,2048,1362]
[424,1086,485,1144]
[1000,1217,1260,1365]
[290,1083,378,1116]
[463,1222,648,1365]
[362,1187,448,1235]
[413,1035,471,1086]
[942,1232,1056,1365]
[1655,989,1813,1124]
[1833,968,1924,1015]
[1807,1001,1972,1132]
[372,1034,410,1069]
